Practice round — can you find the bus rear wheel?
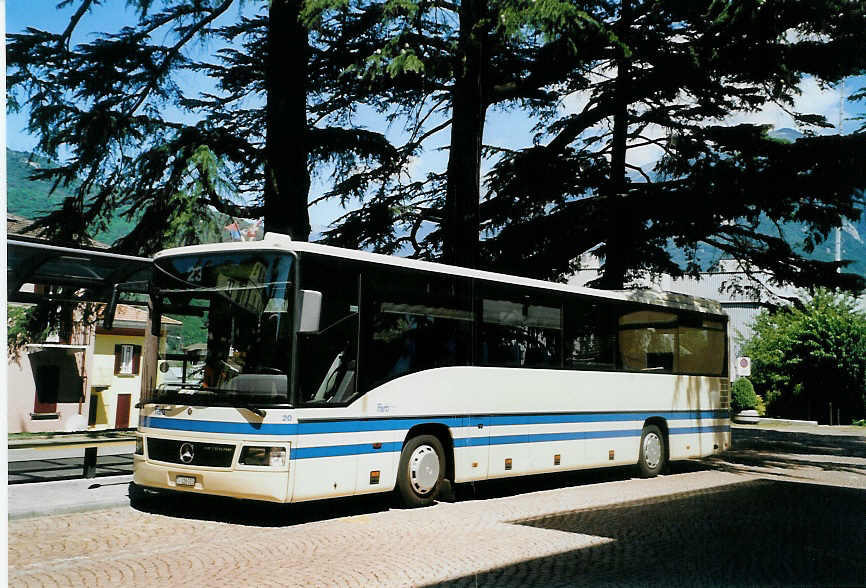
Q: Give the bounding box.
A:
[637,424,666,478]
[396,435,445,508]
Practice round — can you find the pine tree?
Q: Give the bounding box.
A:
[317,0,601,266]
[7,0,397,253]
[485,0,866,291]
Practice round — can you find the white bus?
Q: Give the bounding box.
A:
[130,233,730,507]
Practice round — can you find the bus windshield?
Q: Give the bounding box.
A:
[147,251,294,406]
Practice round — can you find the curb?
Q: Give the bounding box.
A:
[10,496,132,521]
[8,475,134,521]
[756,417,819,426]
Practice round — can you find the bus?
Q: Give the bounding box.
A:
[128,233,730,507]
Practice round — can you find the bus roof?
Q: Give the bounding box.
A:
[154,233,727,318]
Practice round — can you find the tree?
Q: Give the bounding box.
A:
[7,0,397,253]
[741,289,866,424]
[484,0,866,290]
[317,0,603,266]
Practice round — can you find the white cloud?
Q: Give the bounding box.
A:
[719,77,847,132]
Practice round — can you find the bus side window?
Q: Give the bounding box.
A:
[476,282,562,369]
[362,268,472,392]
[564,300,617,371]
[678,317,726,376]
[618,310,678,372]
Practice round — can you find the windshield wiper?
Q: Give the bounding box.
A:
[240,405,267,418]
[146,387,279,416]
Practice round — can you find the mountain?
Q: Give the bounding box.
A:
[6,148,137,245]
[6,148,251,247]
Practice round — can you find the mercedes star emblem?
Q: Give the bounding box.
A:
[179,443,195,464]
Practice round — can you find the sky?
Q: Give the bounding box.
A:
[6,2,866,236]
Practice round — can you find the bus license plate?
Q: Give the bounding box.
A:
[176,475,196,487]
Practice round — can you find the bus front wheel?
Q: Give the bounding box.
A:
[637,424,666,478]
[396,434,445,508]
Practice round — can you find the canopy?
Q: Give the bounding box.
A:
[7,237,153,304]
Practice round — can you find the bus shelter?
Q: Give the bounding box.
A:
[7,237,153,432]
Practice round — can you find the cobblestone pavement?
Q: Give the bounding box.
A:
[8,426,866,587]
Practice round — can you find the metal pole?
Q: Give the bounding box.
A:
[829,403,833,426]
[83,447,97,478]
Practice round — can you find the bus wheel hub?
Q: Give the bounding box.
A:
[409,445,439,494]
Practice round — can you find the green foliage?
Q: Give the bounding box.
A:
[731,377,758,412]
[482,0,866,289]
[6,0,866,296]
[7,306,48,361]
[741,289,866,424]
[7,0,399,253]
[754,394,767,418]
[319,0,604,263]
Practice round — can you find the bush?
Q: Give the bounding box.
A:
[741,289,866,424]
[754,394,767,417]
[731,377,758,412]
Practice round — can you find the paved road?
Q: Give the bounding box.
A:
[8,426,866,587]
[8,442,134,484]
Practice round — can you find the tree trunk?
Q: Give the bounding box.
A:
[263,0,311,241]
[599,0,632,290]
[443,0,487,268]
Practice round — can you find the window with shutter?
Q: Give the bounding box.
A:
[115,344,136,375]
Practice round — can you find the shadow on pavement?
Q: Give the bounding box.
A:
[705,427,866,478]
[129,483,393,526]
[732,427,866,456]
[434,479,866,587]
[9,455,134,484]
[127,463,697,527]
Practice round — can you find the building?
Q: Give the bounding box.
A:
[7,303,181,433]
[7,213,162,433]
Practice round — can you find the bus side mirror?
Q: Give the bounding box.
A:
[103,284,119,330]
[297,290,322,333]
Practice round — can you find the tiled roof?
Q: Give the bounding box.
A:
[7,213,110,249]
[108,304,182,325]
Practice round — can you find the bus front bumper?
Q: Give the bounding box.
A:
[133,455,290,503]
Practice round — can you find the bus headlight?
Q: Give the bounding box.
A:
[239,446,287,467]
[135,436,144,455]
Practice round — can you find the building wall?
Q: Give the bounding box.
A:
[91,332,145,430]
[7,326,147,433]
[7,348,89,433]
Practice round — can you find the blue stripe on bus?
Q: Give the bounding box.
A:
[486,429,644,445]
[141,412,730,441]
[140,417,297,435]
[304,424,730,457]
[669,425,730,435]
[297,417,464,434]
[453,426,726,448]
[292,442,403,459]
[486,411,723,426]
